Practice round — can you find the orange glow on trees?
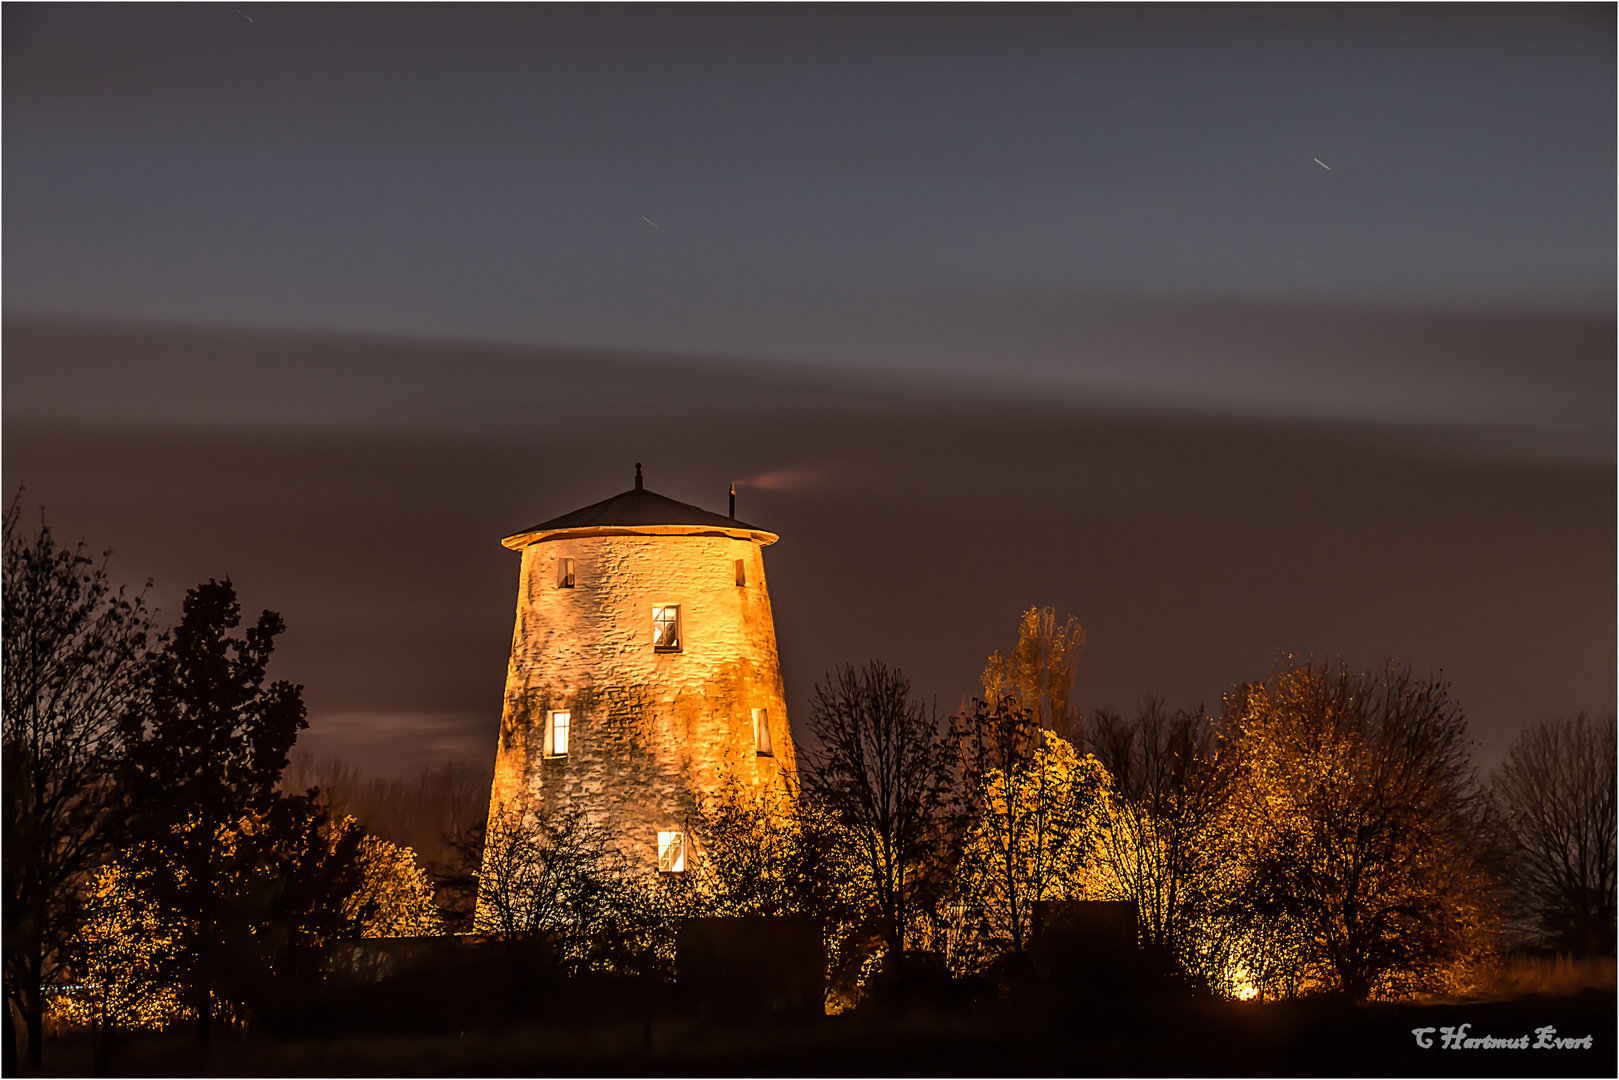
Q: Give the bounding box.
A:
[1087,700,1247,994]
[955,710,1109,957]
[3,498,157,1069]
[51,860,187,1034]
[1221,659,1498,1001]
[347,830,443,938]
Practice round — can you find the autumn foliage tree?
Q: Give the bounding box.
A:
[980,607,1085,744]
[119,578,309,1046]
[1087,699,1242,991]
[954,697,1109,957]
[1222,659,1497,1000]
[2,497,156,1069]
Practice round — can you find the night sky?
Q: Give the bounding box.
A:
[5,5,1613,775]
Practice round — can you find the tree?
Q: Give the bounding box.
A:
[799,662,952,961]
[54,793,371,1059]
[346,831,444,938]
[954,707,1109,958]
[689,771,869,1000]
[690,772,803,919]
[2,497,156,1069]
[1492,713,1617,955]
[474,801,634,973]
[981,607,1085,743]
[1088,699,1242,990]
[428,819,486,935]
[51,859,188,1072]
[119,578,307,1046]
[1223,659,1496,1000]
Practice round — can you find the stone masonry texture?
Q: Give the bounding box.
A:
[480,528,797,883]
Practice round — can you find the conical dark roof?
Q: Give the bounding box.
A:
[516,487,760,534]
[502,467,771,549]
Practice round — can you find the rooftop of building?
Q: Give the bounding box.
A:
[501,464,775,549]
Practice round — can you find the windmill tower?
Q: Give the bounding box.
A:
[479,464,796,881]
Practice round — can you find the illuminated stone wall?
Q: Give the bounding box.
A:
[481,528,797,876]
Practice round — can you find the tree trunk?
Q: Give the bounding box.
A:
[197,961,212,1049]
[4,994,17,1075]
[23,989,42,1070]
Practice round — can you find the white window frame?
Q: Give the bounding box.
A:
[545,710,570,756]
[657,830,686,872]
[652,604,681,652]
[752,707,773,756]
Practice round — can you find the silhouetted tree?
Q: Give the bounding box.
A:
[119,578,307,1046]
[799,662,952,960]
[428,819,486,934]
[1223,659,1496,1000]
[1088,699,1242,989]
[475,801,643,973]
[1492,713,1617,955]
[2,497,156,1069]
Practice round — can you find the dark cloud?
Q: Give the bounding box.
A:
[5,6,1613,362]
[5,322,1611,777]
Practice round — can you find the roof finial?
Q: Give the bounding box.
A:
[729,482,736,519]
[635,463,643,491]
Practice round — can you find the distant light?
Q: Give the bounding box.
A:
[1313,158,1332,171]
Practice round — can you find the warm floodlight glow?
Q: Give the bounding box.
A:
[1229,965,1260,1001]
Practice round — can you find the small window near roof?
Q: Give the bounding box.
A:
[545,711,570,756]
[652,605,681,652]
[753,708,773,756]
[734,559,747,587]
[657,830,686,872]
[556,557,575,589]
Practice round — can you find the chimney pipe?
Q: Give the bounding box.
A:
[635,463,643,491]
[729,482,736,519]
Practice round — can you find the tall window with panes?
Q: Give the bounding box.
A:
[545,710,570,756]
[652,605,681,652]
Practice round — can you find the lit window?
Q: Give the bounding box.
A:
[657,830,685,872]
[546,711,570,756]
[753,707,773,756]
[734,559,747,587]
[556,557,575,589]
[652,605,681,652]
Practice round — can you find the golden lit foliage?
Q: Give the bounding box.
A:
[956,732,1109,954]
[345,826,444,938]
[981,607,1085,742]
[1222,659,1498,1000]
[690,771,873,1002]
[1086,700,1251,995]
[50,859,188,1031]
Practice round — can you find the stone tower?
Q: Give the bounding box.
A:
[480,465,797,878]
